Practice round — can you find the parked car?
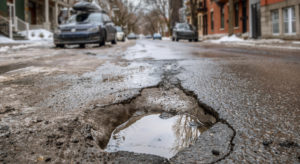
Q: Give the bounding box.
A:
[116,26,125,42]
[127,33,137,40]
[172,23,198,42]
[145,35,152,39]
[54,11,117,48]
[153,33,162,40]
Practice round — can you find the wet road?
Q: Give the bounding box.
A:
[0,40,299,163]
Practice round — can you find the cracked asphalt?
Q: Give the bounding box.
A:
[0,40,299,163]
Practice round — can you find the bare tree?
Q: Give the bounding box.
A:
[142,10,162,35]
[169,0,183,28]
[187,0,198,30]
[145,0,171,35]
[105,0,143,34]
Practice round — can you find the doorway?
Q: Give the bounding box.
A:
[203,14,208,35]
[251,2,261,38]
[28,0,36,24]
[242,0,247,33]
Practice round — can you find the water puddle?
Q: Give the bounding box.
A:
[105,113,209,158]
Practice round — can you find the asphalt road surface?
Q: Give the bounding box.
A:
[0,40,299,163]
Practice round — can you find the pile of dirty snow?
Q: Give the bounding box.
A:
[0,35,14,43]
[19,29,53,41]
[209,35,244,43]
[0,46,10,52]
[162,37,171,41]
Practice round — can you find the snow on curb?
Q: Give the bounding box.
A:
[0,29,54,53]
[0,41,53,53]
[0,46,10,52]
[19,29,53,41]
[207,35,244,43]
[205,35,300,50]
[0,35,14,43]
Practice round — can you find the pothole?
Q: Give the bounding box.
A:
[105,112,209,158]
[83,86,217,159]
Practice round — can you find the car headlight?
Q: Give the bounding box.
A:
[55,29,61,34]
[87,27,99,33]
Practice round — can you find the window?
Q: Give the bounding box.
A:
[198,15,202,30]
[283,7,296,34]
[211,11,214,31]
[271,10,279,34]
[220,5,224,29]
[234,2,239,27]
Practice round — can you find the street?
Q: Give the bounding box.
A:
[0,40,299,163]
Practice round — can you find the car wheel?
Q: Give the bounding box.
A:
[172,37,175,41]
[99,30,106,47]
[79,44,85,48]
[189,39,192,42]
[176,38,179,42]
[111,35,117,45]
[194,39,198,42]
[122,37,125,42]
[56,44,65,48]
[100,38,105,46]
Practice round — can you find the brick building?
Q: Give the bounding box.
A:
[260,0,300,40]
[205,0,249,36]
[185,0,249,38]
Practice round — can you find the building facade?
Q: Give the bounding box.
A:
[205,0,249,36]
[0,0,75,38]
[185,0,249,38]
[260,0,300,40]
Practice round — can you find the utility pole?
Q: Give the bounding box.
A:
[228,0,234,36]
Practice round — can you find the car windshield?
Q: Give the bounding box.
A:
[67,13,103,23]
[176,24,191,30]
[116,27,122,32]
[154,33,160,36]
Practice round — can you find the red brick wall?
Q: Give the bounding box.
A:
[206,0,249,35]
[261,0,285,6]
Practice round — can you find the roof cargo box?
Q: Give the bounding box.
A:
[73,1,102,12]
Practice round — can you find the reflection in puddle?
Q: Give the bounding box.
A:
[105,113,208,158]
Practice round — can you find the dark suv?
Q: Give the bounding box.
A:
[54,12,117,48]
[172,23,198,42]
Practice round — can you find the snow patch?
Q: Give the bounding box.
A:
[162,37,171,41]
[0,46,10,52]
[0,35,14,43]
[19,29,53,41]
[292,41,300,44]
[209,35,244,43]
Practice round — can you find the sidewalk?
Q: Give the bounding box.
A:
[202,35,300,50]
[0,30,54,53]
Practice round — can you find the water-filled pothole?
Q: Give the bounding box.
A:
[105,112,210,158]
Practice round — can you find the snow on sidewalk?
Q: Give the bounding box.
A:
[209,35,244,43]
[0,29,54,53]
[205,35,300,50]
[0,35,14,43]
[19,29,53,41]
